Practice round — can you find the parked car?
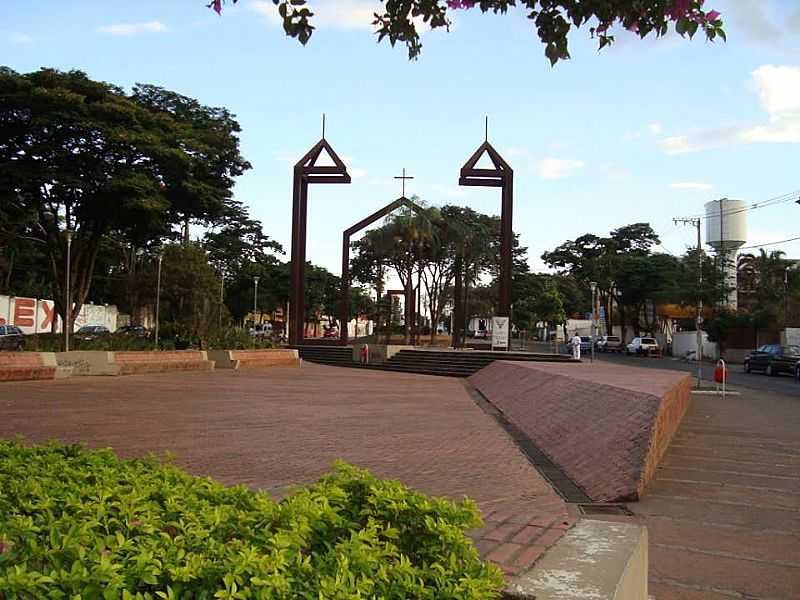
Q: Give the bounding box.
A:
[474,329,488,339]
[743,344,800,377]
[626,337,660,355]
[579,336,592,351]
[75,325,111,341]
[596,335,623,352]
[0,325,25,351]
[116,325,151,338]
[322,327,339,338]
[251,324,273,338]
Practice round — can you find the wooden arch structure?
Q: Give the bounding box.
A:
[339,196,426,345]
[289,137,351,345]
[452,140,514,348]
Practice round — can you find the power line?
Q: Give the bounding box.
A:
[677,190,800,221]
[739,235,800,250]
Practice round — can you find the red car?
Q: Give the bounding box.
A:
[323,328,339,338]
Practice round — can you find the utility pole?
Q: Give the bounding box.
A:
[154,253,163,350]
[63,230,73,352]
[674,217,703,387]
[785,267,790,328]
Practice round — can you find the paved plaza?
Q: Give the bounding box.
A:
[2,363,798,597]
[0,363,569,576]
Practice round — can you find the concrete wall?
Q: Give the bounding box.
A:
[55,351,120,376]
[0,295,119,335]
[672,331,719,360]
[508,520,648,600]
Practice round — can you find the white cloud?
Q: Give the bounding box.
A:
[99,21,168,36]
[751,64,800,116]
[533,158,585,180]
[250,0,373,30]
[670,182,713,191]
[727,0,783,42]
[648,122,663,135]
[658,65,800,154]
[8,32,33,45]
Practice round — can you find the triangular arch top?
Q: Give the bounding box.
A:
[459,141,513,182]
[295,138,350,180]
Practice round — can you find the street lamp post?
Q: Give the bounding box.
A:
[589,281,597,363]
[253,276,260,348]
[785,268,790,328]
[154,253,163,350]
[63,230,73,352]
[219,274,225,330]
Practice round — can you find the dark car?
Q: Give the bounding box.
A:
[579,336,592,351]
[116,325,151,338]
[75,325,111,341]
[0,325,25,351]
[744,344,800,377]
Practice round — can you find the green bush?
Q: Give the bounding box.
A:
[206,328,274,351]
[0,441,502,599]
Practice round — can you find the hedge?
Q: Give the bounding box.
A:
[0,441,503,599]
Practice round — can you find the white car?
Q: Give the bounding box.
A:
[626,337,659,355]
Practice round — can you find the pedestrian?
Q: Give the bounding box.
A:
[571,330,582,360]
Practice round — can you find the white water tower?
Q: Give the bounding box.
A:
[705,198,747,309]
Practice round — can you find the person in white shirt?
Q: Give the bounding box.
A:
[571,331,582,360]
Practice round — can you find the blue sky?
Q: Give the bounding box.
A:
[3,0,799,275]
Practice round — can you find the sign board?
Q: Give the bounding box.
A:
[785,328,800,346]
[491,316,509,349]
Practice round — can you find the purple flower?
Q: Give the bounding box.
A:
[706,10,721,21]
[667,0,692,21]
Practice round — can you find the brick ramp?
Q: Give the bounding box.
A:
[114,351,214,375]
[0,352,61,382]
[470,361,692,502]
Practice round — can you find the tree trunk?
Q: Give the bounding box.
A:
[182,217,190,245]
[451,256,463,348]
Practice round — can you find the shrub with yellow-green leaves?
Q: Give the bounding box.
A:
[0,441,503,599]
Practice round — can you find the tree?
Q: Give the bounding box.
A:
[542,222,660,336]
[131,85,251,244]
[203,200,283,279]
[156,243,223,342]
[0,68,249,341]
[207,0,725,64]
[738,249,800,328]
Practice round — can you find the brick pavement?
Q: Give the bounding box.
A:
[583,387,800,600]
[470,360,691,502]
[0,363,571,576]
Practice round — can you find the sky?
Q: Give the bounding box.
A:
[2,0,799,277]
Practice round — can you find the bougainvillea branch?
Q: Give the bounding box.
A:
[208,1,725,64]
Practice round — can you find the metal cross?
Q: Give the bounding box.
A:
[394,168,414,197]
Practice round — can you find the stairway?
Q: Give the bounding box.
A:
[295,346,574,378]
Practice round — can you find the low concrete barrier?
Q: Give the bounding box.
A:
[507,520,648,600]
[0,352,72,382]
[55,351,120,376]
[114,351,214,375]
[207,349,300,369]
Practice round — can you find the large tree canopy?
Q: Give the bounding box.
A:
[208,0,725,64]
[0,68,249,334]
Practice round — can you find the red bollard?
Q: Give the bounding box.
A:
[714,363,727,383]
[360,344,369,364]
